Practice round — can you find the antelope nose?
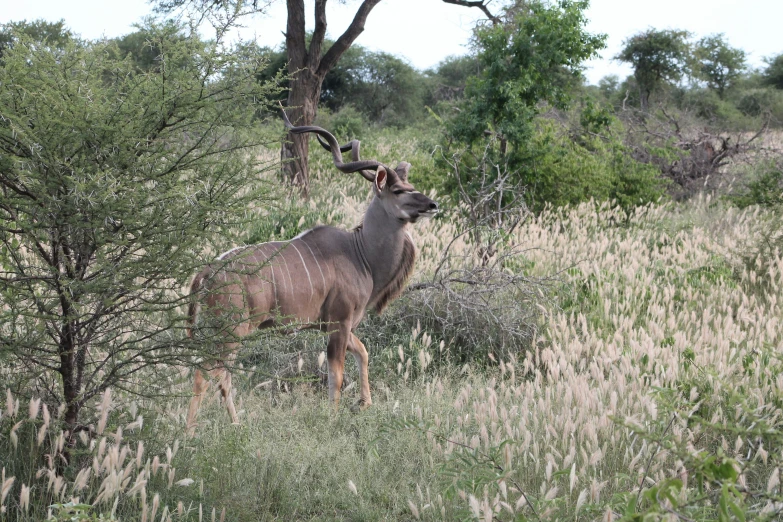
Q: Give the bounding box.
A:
[429,202,438,210]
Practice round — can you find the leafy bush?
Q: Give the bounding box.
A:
[434,0,605,215]
[735,88,783,124]
[0,22,279,430]
[526,121,667,211]
[328,104,366,140]
[763,52,783,90]
[730,160,783,208]
[442,105,667,211]
[680,87,746,124]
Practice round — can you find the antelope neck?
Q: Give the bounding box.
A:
[356,196,410,294]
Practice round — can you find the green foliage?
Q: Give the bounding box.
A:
[107,19,191,72]
[424,54,482,111]
[429,54,480,90]
[438,103,666,214]
[730,160,783,208]
[527,125,610,209]
[316,104,365,140]
[450,0,605,148]
[597,74,621,102]
[524,119,667,211]
[680,87,746,124]
[0,21,280,426]
[0,18,72,60]
[579,97,614,133]
[322,47,425,127]
[245,199,343,244]
[437,0,606,214]
[735,87,783,124]
[736,88,771,117]
[763,53,783,90]
[692,34,746,98]
[252,37,429,127]
[240,42,288,105]
[616,28,691,109]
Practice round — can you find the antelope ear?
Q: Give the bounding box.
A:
[395,161,411,182]
[374,166,387,191]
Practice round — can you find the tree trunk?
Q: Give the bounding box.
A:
[640,87,650,112]
[59,322,82,438]
[280,0,383,197]
[281,71,321,198]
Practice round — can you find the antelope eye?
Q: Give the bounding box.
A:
[393,189,404,195]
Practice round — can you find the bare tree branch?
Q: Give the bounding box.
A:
[309,0,328,71]
[317,0,383,78]
[442,0,501,25]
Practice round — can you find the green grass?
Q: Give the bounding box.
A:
[179,381,443,521]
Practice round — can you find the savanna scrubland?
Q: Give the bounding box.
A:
[2,1,783,520]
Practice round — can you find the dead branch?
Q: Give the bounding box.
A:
[442,0,502,25]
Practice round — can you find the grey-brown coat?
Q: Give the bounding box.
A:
[185,113,438,434]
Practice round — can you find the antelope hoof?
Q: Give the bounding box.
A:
[350,399,372,414]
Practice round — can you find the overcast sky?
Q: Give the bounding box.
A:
[2,0,782,84]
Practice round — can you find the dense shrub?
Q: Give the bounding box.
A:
[735,87,783,124]
[730,160,783,208]
[314,104,365,140]
[0,22,278,431]
[527,121,668,211]
[434,115,667,214]
[680,87,746,124]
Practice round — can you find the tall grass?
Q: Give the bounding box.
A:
[390,195,783,519]
[2,138,783,520]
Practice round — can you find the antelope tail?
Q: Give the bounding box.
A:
[187,270,209,339]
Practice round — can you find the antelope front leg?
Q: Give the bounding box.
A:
[347,333,372,413]
[326,327,349,411]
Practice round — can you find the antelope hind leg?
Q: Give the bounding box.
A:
[347,333,372,413]
[186,368,210,437]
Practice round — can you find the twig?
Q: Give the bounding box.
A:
[441,0,502,26]
[636,413,678,508]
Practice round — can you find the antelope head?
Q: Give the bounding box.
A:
[372,162,439,224]
[281,105,438,223]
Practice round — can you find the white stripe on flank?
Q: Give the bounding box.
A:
[216,245,245,261]
[300,240,326,289]
[277,247,293,296]
[289,242,314,301]
[310,241,333,281]
[270,263,278,303]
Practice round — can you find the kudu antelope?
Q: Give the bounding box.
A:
[185,109,438,434]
